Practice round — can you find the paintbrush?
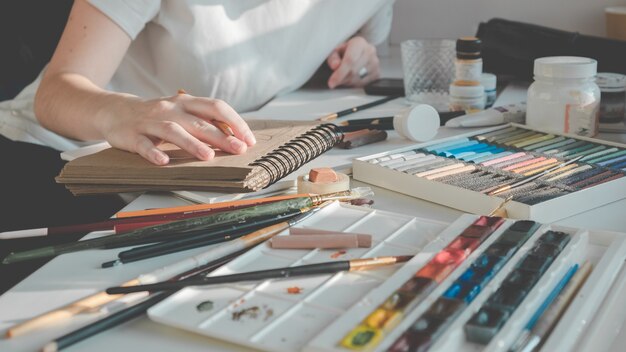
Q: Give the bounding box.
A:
[101,209,303,267]
[2,188,372,264]
[107,255,413,294]
[4,203,329,339]
[40,244,254,352]
[487,156,584,196]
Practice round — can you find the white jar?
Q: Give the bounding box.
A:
[480,73,497,108]
[449,84,485,111]
[526,57,600,136]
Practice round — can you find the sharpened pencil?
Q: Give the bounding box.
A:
[318,96,398,121]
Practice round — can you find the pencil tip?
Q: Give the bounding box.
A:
[395,255,413,263]
[101,260,119,268]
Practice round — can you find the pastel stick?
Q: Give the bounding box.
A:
[269,234,372,249]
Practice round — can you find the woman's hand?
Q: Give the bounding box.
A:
[35,0,255,166]
[326,36,380,89]
[102,93,256,166]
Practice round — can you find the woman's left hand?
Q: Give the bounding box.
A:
[326,36,380,89]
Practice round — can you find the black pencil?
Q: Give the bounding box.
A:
[101,210,301,267]
[319,96,398,121]
[106,255,413,294]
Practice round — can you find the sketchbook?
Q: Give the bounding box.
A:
[56,120,342,195]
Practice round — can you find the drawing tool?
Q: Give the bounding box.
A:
[487,156,583,196]
[102,209,303,267]
[3,189,365,264]
[338,116,393,126]
[40,243,250,352]
[106,255,412,294]
[511,262,591,352]
[5,194,362,338]
[0,193,308,240]
[116,193,308,218]
[6,203,328,339]
[318,95,398,121]
[509,264,579,352]
[268,233,372,249]
[178,89,234,136]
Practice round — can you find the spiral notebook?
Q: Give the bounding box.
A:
[56,120,341,195]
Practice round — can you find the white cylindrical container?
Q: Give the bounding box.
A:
[480,73,497,108]
[526,57,600,136]
[449,84,485,111]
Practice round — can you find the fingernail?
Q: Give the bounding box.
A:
[198,147,213,160]
[246,132,256,145]
[156,153,169,165]
[231,139,246,153]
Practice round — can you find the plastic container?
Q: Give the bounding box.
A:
[596,72,626,123]
[449,84,485,111]
[526,56,600,137]
[480,73,497,108]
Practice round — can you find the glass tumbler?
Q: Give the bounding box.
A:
[401,39,455,110]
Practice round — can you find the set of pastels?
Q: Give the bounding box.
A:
[353,123,626,222]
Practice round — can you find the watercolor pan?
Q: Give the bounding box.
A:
[305,214,626,352]
[147,202,449,352]
[353,123,626,222]
[147,210,626,352]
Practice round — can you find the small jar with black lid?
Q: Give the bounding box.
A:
[596,72,626,123]
[454,37,482,86]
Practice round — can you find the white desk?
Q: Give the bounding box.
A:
[2,86,626,351]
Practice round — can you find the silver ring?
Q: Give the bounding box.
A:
[358,67,368,79]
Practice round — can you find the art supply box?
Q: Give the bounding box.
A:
[353,123,626,222]
[147,202,626,351]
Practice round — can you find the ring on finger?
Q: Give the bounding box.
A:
[358,67,368,79]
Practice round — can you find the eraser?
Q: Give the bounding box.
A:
[309,168,338,183]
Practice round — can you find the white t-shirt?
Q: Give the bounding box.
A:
[0,0,393,151]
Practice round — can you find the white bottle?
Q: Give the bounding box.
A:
[526,57,600,136]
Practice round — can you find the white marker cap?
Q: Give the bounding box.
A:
[393,104,440,142]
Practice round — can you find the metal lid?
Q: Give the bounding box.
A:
[533,56,597,79]
[596,72,626,92]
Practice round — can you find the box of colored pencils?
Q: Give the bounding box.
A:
[353,123,626,222]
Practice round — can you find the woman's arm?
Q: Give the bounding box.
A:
[35,0,255,165]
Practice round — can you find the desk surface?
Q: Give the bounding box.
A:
[2,59,626,351]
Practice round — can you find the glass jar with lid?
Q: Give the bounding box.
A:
[596,72,626,123]
[526,56,600,136]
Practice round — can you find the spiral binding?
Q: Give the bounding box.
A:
[250,123,343,186]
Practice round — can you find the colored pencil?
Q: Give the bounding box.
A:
[318,96,398,121]
[5,204,327,339]
[2,197,313,264]
[115,193,309,218]
[178,88,233,136]
[0,194,308,240]
[102,210,303,267]
[106,255,413,294]
[511,261,592,352]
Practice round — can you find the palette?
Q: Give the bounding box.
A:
[352,123,626,222]
[147,202,449,352]
[147,205,626,352]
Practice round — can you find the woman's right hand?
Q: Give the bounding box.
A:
[102,93,256,165]
[35,0,255,166]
